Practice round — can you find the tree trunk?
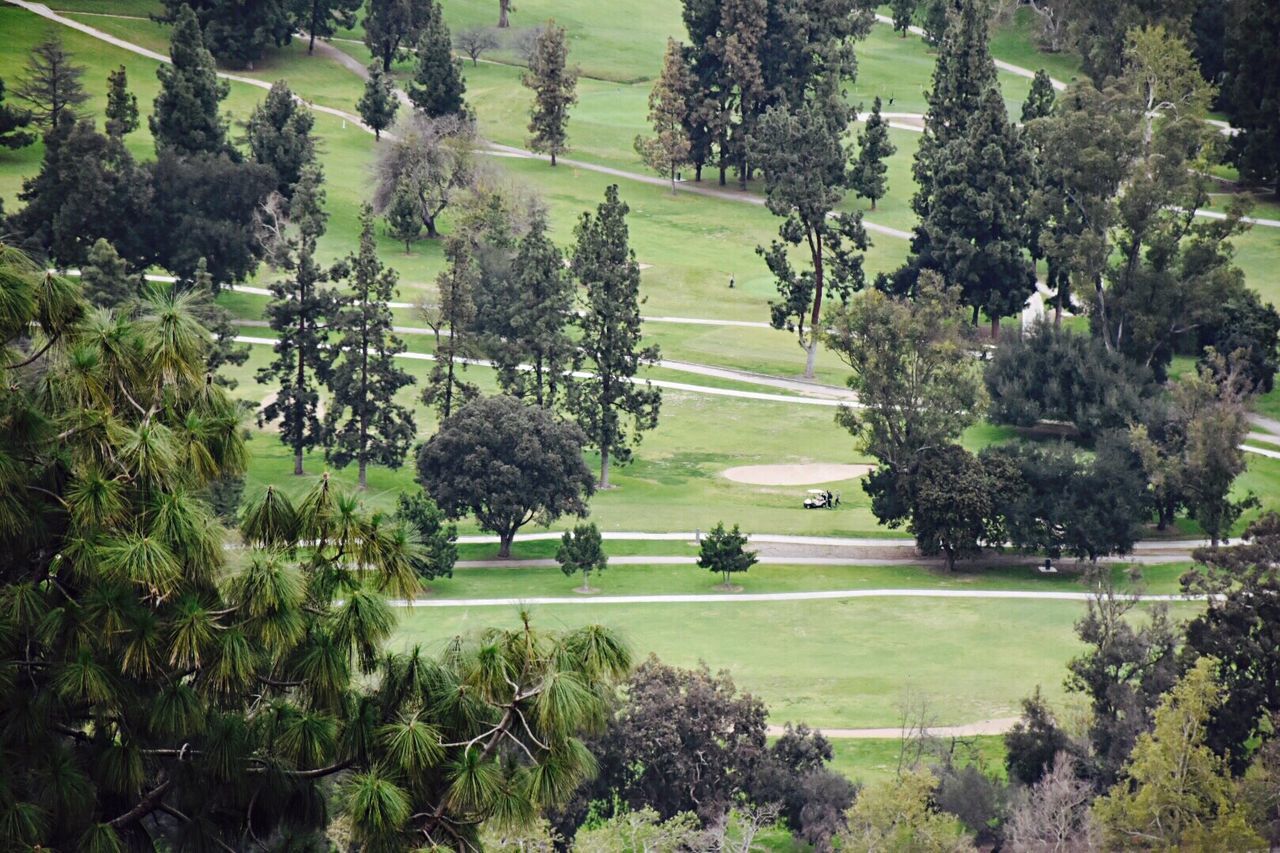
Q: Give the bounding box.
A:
[550,151,557,166]
[945,547,955,572]
[695,163,702,182]
[971,303,980,326]
[1054,293,1063,328]
[498,532,513,558]
[990,314,1000,341]
[870,197,877,210]
[498,0,510,27]
[294,447,304,476]
[600,446,611,489]
[804,228,824,380]
[803,336,819,381]
[308,30,316,54]
[719,161,726,186]
[424,215,439,238]
[358,461,368,490]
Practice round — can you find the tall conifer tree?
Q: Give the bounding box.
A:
[851,96,896,210]
[151,5,230,155]
[245,80,316,196]
[407,0,466,118]
[257,165,337,474]
[567,185,661,487]
[421,236,479,419]
[356,63,399,140]
[523,21,577,165]
[104,66,138,137]
[325,204,416,488]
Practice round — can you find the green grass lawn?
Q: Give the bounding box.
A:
[827,736,1007,787]
[391,596,1206,728]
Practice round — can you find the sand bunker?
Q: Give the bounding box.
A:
[722,463,874,485]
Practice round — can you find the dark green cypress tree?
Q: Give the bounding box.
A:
[245,80,316,197]
[151,4,230,155]
[161,0,292,68]
[919,0,949,47]
[567,185,661,488]
[256,165,337,475]
[1224,0,1280,194]
[356,63,399,140]
[1021,69,1056,122]
[104,66,139,137]
[915,86,1036,338]
[325,204,416,489]
[364,0,430,72]
[407,0,466,118]
[851,96,897,210]
[0,78,35,150]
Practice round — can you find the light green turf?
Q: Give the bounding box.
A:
[391,597,1206,728]
[827,736,1007,787]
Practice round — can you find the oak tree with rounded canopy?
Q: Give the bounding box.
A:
[697,522,757,588]
[558,522,607,591]
[416,395,595,557]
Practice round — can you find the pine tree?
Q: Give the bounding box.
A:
[256,166,337,475]
[912,0,998,225]
[473,208,574,407]
[523,21,578,166]
[407,0,466,118]
[151,4,231,155]
[635,37,693,192]
[160,0,291,68]
[567,185,661,487]
[80,237,140,309]
[325,204,417,488]
[557,522,608,592]
[14,34,88,128]
[385,179,422,250]
[1224,0,1280,195]
[104,66,138,137]
[421,235,479,419]
[891,0,915,36]
[356,63,399,140]
[245,80,316,197]
[697,522,758,588]
[0,79,36,151]
[915,85,1036,337]
[1021,68,1056,122]
[851,96,897,210]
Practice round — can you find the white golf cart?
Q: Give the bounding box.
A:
[803,489,841,510]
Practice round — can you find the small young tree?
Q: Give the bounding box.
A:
[523,21,578,166]
[245,80,316,197]
[408,0,467,118]
[394,488,458,580]
[416,395,595,558]
[567,185,661,487]
[891,0,915,36]
[635,38,693,192]
[80,237,141,310]
[697,522,757,588]
[325,204,417,489]
[851,96,896,210]
[14,34,88,128]
[0,78,36,150]
[357,63,399,140]
[104,65,138,137]
[455,26,500,65]
[558,522,607,592]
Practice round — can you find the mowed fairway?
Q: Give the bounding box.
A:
[392,597,1205,729]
